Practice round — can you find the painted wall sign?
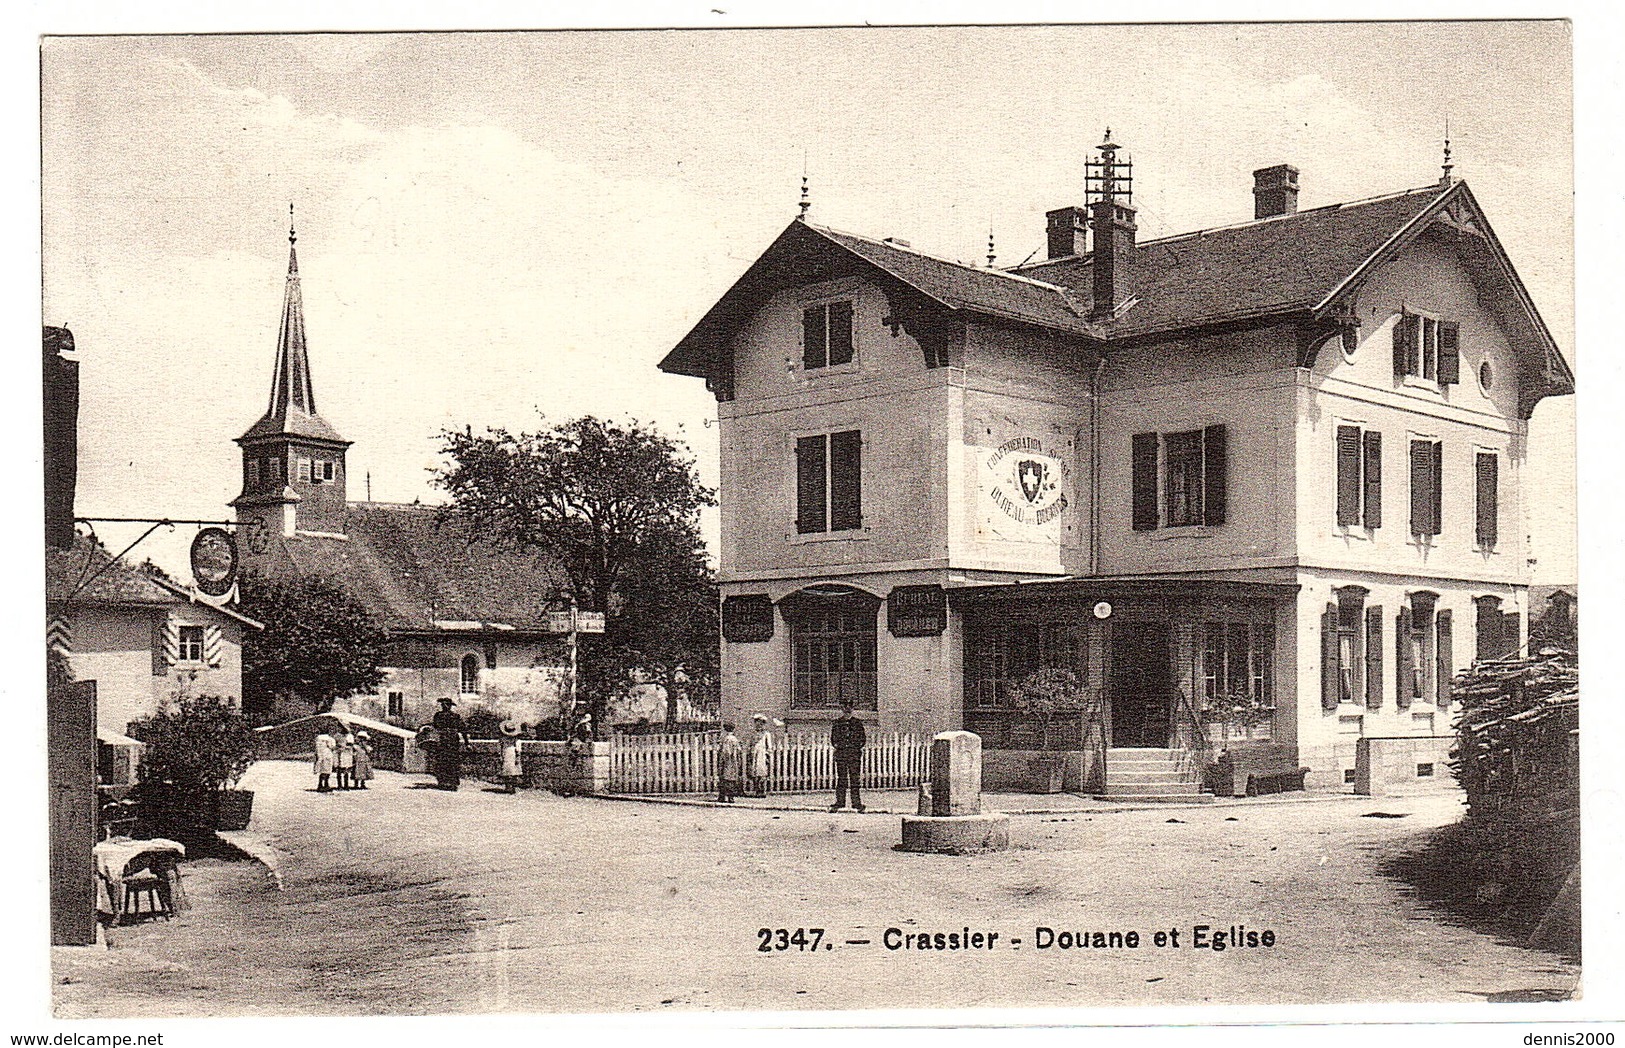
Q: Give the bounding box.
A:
[189,527,239,596]
[980,435,1072,532]
[722,594,775,643]
[887,584,947,637]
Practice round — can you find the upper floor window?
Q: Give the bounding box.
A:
[387,691,404,720]
[177,625,205,663]
[460,654,481,695]
[312,460,336,484]
[1409,438,1443,537]
[268,456,284,483]
[1335,425,1382,529]
[1475,451,1499,549]
[796,430,863,534]
[1131,425,1227,531]
[802,299,854,370]
[246,459,261,487]
[1392,311,1460,385]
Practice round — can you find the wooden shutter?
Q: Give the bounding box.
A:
[829,429,863,531]
[1475,597,1498,662]
[1429,441,1444,535]
[1132,433,1159,531]
[204,624,223,668]
[1409,440,1428,536]
[1362,431,1383,528]
[1202,424,1227,525]
[1395,606,1413,709]
[1502,612,1522,659]
[1476,452,1499,548]
[1364,605,1384,709]
[1336,426,1362,526]
[1321,603,1340,711]
[1392,313,1414,378]
[826,300,854,366]
[795,435,827,534]
[1436,609,1453,707]
[802,306,827,369]
[151,615,169,677]
[1437,321,1460,384]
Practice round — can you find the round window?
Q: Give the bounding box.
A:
[1479,360,1494,392]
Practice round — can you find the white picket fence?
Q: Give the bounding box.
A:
[607,730,932,795]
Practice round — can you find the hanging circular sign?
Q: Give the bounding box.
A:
[1093,601,1113,620]
[190,527,240,596]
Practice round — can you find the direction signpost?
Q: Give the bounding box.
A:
[549,604,605,737]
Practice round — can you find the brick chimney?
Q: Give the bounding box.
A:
[1090,196,1137,319]
[1253,164,1300,219]
[1045,206,1088,259]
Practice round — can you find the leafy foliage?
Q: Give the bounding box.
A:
[128,694,257,793]
[435,415,718,726]
[239,572,388,719]
[1009,667,1093,750]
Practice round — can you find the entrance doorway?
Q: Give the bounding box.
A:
[1110,623,1171,747]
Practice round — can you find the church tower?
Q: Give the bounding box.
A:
[232,215,351,557]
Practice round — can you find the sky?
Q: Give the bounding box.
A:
[40,22,1577,580]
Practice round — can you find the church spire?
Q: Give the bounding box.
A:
[238,211,346,445]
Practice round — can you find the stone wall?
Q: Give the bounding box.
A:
[463,739,610,795]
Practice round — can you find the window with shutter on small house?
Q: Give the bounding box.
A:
[1475,451,1499,548]
[802,299,855,370]
[1409,438,1443,537]
[1392,312,1460,386]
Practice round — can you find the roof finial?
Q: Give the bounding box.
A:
[1440,117,1455,187]
[987,224,996,268]
[798,151,811,222]
[289,202,296,246]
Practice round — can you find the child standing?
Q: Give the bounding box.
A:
[717,723,744,803]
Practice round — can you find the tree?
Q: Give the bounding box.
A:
[239,572,388,721]
[435,415,718,728]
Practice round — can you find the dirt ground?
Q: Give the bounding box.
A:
[52,760,1580,1018]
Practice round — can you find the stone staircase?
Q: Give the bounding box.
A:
[1104,747,1212,802]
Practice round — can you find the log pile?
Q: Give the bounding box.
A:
[1451,646,1578,817]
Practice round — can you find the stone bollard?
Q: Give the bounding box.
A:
[901,730,1010,854]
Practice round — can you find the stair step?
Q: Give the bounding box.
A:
[1107,781,1204,793]
[1105,793,1216,804]
[1106,769,1199,783]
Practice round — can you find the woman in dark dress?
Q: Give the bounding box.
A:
[431,697,465,790]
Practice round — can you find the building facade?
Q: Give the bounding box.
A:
[661,141,1572,791]
[231,227,566,731]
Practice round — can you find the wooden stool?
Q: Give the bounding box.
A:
[122,872,172,921]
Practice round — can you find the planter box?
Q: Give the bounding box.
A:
[214,789,255,831]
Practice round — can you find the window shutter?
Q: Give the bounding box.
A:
[1476,452,1499,548]
[1435,609,1453,707]
[1437,321,1460,385]
[1392,313,1413,378]
[1395,606,1413,709]
[1409,440,1428,536]
[826,300,854,366]
[1202,424,1227,525]
[1364,605,1383,709]
[151,616,169,677]
[802,306,827,369]
[1132,433,1159,531]
[204,624,223,668]
[1336,426,1362,526]
[1321,603,1340,711]
[1475,598,1498,662]
[829,429,863,531]
[1429,441,1444,535]
[1362,431,1383,528]
[795,435,827,534]
[1501,612,1522,659]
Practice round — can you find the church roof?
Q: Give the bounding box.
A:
[267,503,563,634]
[238,232,349,447]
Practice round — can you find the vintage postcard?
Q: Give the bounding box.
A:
[26,15,1618,1038]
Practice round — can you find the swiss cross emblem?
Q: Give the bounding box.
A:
[1018,459,1046,504]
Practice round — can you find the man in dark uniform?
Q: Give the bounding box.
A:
[829,701,867,812]
[431,697,465,790]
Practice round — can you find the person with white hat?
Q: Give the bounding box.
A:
[353,730,374,789]
[498,718,523,794]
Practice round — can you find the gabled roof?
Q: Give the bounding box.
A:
[268,503,563,633]
[659,219,1101,378]
[46,537,261,628]
[1015,186,1448,338]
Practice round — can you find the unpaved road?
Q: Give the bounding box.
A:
[54,761,1579,1017]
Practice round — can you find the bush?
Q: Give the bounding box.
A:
[1009,667,1092,751]
[128,695,258,795]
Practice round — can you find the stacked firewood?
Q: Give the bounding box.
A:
[1450,646,1578,817]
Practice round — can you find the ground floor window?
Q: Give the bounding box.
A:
[1197,619,1275,739]
[460,653,481,695]
[787,587,878,710]
[965,620,1085,710]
